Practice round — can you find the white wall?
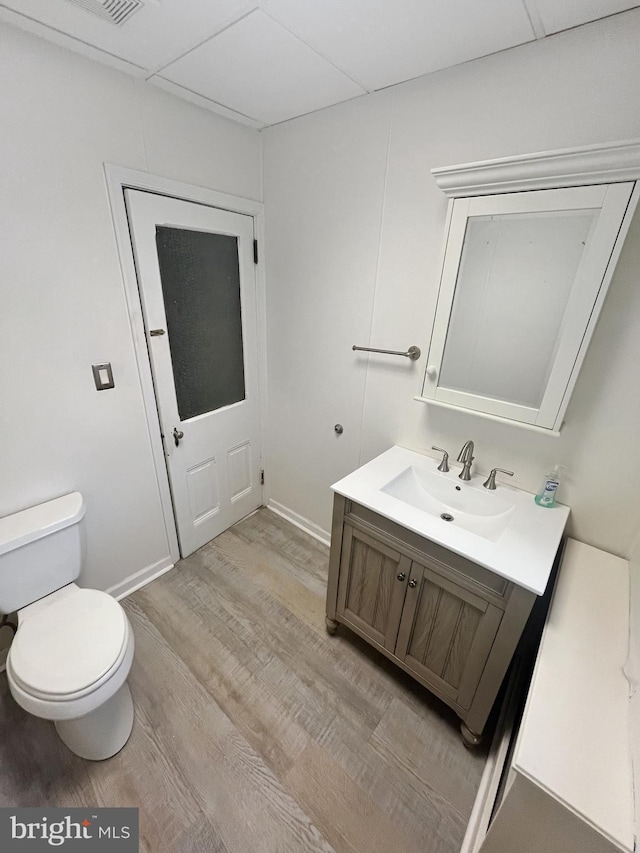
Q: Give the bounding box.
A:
[263,9,640,557]
[0,23,261,593]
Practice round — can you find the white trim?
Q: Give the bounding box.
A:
[105,165,264,216]
[267,501,331,547]
[432,138,640,198]
[551,180,640,431]
[254,209,270,511]
[106,556,175,601]
[104,166,180,565]
[414,396,562,436]
[103,164,267,562]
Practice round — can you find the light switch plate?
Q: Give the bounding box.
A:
[92,362,115,390]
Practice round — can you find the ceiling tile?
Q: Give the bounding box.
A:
[260,0,536,91]
[150,77,265,128]
[3,0,635,128]
[159,10,365,125]
[0,0,257,71]
[528,0,640,35]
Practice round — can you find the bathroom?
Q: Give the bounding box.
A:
[1,2,640,851]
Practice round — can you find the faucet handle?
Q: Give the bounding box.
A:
[483,468,514,490]
[432,446,450,473]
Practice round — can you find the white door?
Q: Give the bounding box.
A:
[125,189,262,557]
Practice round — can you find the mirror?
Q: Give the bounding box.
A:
[420,182,636,432]
[440,209,595,409]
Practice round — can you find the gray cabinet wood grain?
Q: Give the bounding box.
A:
[336,524,409,653]
[326,495,537,745]
[395,561,504,711]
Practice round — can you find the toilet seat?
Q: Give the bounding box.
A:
[8,587,128,701]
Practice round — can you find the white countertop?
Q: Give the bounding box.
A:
[514,539,634,852]
[331,445,570,596]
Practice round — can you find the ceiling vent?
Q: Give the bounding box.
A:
[63,0,144,26]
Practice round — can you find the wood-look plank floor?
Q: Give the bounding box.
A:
[0,509,486,852]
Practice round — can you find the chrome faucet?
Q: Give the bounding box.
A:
[457,440,474,481]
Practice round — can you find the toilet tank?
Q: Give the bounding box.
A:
[0,493,85,613]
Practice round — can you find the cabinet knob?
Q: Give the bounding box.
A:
[397,572,406,582]
[408,579,417,588]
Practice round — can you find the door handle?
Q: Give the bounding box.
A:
[173,427,184,447]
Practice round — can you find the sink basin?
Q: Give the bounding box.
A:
[331,445,570,595]
[381,465,515,541]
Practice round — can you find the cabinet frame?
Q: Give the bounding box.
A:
[336,523,410,653]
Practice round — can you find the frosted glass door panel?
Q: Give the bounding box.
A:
[156,226,245,421]
[438,210,596,408]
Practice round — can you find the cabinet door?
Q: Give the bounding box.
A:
[336,525,410,652]
[396,561,503,709]
[421,182,636,430]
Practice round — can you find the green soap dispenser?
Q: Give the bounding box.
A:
[534,465,566,508]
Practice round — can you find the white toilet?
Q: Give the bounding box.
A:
[0,492,135,760]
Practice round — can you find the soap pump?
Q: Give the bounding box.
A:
[534,465,567,508]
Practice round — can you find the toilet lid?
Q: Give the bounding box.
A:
[10,589,127,697]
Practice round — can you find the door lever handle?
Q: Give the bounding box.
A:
[173,427,184,447]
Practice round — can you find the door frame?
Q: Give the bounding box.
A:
[104,164,268,563]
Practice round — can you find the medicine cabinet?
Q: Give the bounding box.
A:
[418,140,640,433]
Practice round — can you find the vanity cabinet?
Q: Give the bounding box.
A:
[326,495,537,745]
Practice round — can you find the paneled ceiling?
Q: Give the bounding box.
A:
[1,0,638,127]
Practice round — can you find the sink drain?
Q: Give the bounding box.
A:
[440,513,454,522]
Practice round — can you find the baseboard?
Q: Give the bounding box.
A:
[267,500,331,547]
[106,556,175,601]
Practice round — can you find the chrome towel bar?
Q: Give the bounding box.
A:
[352,344,421,361]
